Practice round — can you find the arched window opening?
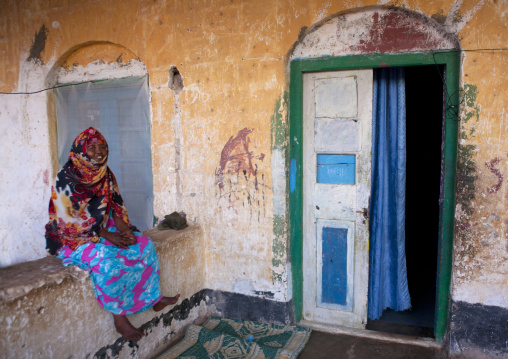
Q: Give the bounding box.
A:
[55,76,153,230]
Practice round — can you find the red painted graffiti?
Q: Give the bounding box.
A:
[485,157,503,194]
[351,12,445,54]
[216,128,264,190]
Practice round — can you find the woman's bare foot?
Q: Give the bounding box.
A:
[153,294,180,312]
[113,314,144,341]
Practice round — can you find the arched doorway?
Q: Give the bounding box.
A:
[288,7,460,342]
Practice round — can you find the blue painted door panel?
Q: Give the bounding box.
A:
[321,227,348,305]
[317,154,356,184]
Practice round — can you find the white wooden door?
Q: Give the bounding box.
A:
[302,70,372,328]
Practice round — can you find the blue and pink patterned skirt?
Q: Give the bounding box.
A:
[56,226,162,315]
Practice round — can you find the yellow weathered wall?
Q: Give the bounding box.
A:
[0,0,507,319]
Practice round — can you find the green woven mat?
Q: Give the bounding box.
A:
[158,316,311,359]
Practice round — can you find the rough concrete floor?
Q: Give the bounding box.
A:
[298,330,446,359]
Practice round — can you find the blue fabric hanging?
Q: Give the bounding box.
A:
[368,68,411,320]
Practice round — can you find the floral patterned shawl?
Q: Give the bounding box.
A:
[45,127,134,255]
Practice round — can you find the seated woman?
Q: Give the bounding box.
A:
[45,127,179,341]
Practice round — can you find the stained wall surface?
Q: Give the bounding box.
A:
[0,227,207,358]
[0,0,507,354]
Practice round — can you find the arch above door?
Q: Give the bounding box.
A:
[289,6,460,61]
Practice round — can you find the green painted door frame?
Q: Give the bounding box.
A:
[289,52,460,343]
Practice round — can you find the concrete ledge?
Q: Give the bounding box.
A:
[0,255,86,305]
[146,225,200,244]
[0,225,206,359]
[0,225,202,305]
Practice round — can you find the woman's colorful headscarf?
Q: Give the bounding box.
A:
[45,127,134,255]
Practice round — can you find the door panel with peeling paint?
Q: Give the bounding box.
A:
[302,70,372,328]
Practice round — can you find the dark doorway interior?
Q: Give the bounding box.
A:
[367,65,444,338]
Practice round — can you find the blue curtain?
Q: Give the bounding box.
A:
[368,68,411,320]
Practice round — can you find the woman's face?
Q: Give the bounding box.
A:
[85,140,108,166]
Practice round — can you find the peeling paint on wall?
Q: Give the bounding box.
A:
[270,94,288,216]
[442,0,486,35]
[26,24,48,64]
[169,66,185,212]
[55,59,147,84]
[272,215,285,269]
[453,79,508,309]
[270,94,289,288]
[350,11,450,53]
[271,94,288,153]
[454,84,480,282]
[291,8,459,61]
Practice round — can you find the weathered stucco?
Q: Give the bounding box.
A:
[453,52,508,308]
[291,7,459,60]
[0,0,507,356]
[0,226,206,358]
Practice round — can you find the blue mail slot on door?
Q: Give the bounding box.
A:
[317,154,356,184]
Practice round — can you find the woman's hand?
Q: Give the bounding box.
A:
[99,229,132,249]
[120,228,137,246]
[111,212,137,246]
[100,212,137,248]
